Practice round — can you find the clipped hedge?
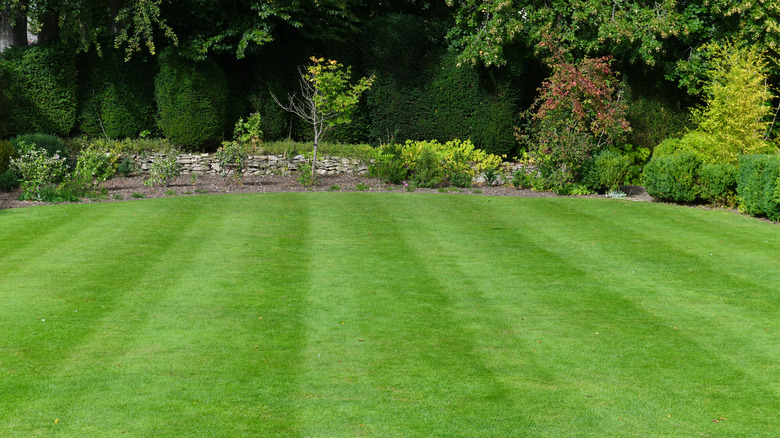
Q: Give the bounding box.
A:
[78,49,157,138]
[155,49,229,149]
[362,14,518,155]
[699,163,737,205]
[643,151,701,203]
[0,43,77,137]
[737,155,780,221]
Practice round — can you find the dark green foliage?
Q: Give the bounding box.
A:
[699,163,737,205]
[584,150,632,193]
[117,157,137,177]
[625,95,691,154]
[0,44,77,137]
[737,155,780,221]
[0,140,16,174]
[643,151,702,203]
[78,49,157,138]
[0,169,20,191]
[511,170,533,189]
[449,172,472,188]
[362,14,518,154]
[11,134,65,157]
[155,49,229,149]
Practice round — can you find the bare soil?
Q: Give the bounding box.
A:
[0,173,654,211]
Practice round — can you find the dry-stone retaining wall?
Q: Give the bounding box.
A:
[132,153,532,183]
[133,153,371,176]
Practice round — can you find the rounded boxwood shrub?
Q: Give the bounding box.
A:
[583,149,632,193]
[643,150,702,203]
[155,49,229,149]
[0,43,77,137]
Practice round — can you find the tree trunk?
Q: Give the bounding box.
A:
[0,7,28,52]
[108,0,124,36]
[37,11,59,44]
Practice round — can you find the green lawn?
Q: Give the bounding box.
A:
[1,193,779,436]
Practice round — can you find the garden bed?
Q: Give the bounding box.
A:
[0,173,655,210]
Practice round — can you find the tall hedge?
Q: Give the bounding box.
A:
[155,49,229,149]
[361,14,518,155]
[737,155,780,221]
[0,43,77,137]
[78,49,157,138]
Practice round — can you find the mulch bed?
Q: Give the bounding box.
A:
[0,173,654,211]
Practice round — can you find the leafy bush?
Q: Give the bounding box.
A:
[583,150,632,193]
[412,146,445,188]
[371,144,408,184]
[143,151,182,187]
[699,163,737,206]
[450,172,473,188]
[519,44,630,188]
[0,169,20,191]
[511,170,533,189]
[117,157,137,177]
[737,155,780,220]
[155,49,229,149]
[642,151,702,203]
[399,139,502,179]
[233,112,263,145]
[68,147,119,193]
[11,134,65,157]
[0,140,17,174]
[215,141,253,184]
[10,141,69,200]
[0,44,77,137]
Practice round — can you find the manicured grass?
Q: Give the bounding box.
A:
[1,194,779,436]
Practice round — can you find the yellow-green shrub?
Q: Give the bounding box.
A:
[398,139,503,177]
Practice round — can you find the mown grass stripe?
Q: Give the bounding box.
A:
[1,193,779,436]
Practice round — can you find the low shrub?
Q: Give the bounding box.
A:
[583,149,632,193]
[412,146,445,188]
[117,157,137,177]
[0,169,20,191]
[737,155,780,221]
[449,172,472,188]
[643,150,702,203]
[143,151,181,187]
[215,141,253,184]
[371,144,408,184]
[10,141,69,200]
[511,169,533,189]
[67,147,119,193]
[699,163,737,206]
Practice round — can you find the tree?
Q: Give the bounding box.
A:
[689,41,777,163]
[519,38,630,188]
[273,57,373,174]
